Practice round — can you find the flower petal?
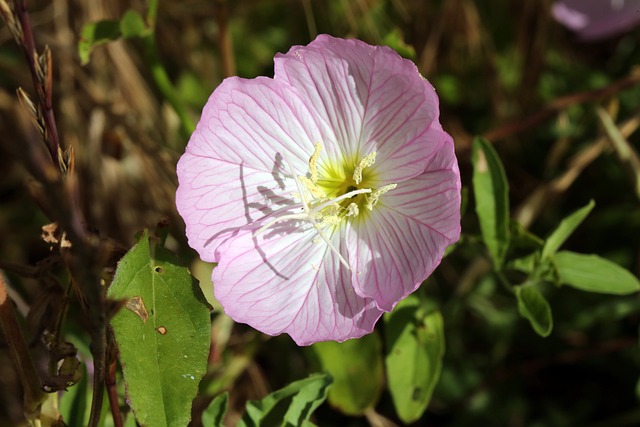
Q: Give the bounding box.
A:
[275,34,442,182]
[347,138,460,310]
[177,76,333,261]
[212,224,383,345]
[553,0,640,40]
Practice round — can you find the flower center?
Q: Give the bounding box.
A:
[256,143,397,269]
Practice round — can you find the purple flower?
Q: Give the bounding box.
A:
[552,0,640,41]
[176,35,461,345]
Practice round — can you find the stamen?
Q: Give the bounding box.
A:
[366,183,397,210]
[313,224,350,269]
[298,176,326,199]
[353,151,377,185]
[256,150,352,270]
[346,202,359,217]
[309,142,322,183]
[312,187,372,213]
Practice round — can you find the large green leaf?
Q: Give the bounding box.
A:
[472,137,510,269]
[515,284,553,337]
[238,373,331,427]
[311,333,384,415]
[542,200,595,259]
[108,232,211,427]
[554,251,640,295]
[384,295,445,423]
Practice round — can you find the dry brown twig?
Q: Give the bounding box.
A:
[0,1,113,426]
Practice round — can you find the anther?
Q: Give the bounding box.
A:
[366,183,397,210]
[353,151,377,185]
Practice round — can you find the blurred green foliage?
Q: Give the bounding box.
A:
[1,0,640,426]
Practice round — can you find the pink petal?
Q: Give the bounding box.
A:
[553,0,640,41]
[212,224,383,345]
[176,76,332,262]
[347,138,460,310]
[274,34,441,183]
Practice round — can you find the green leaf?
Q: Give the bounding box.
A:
[78,10,149,65]
[201,393,228,427]
[311,333,384,416]
[78,19,121,65]
[472,137,510,269]
[554,251,640,295]
[542,200,595,259]
[507,253,538,274]
[384,295,445,423]
[238,373,331,427]
[515,284,553,337]
[108,231,211,427]
[59,363,89,426]
[120,10,149,38]
[382,29,416,60]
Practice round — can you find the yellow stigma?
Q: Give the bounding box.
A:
[256,143,398,270]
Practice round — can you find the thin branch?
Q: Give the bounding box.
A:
[15,0,61,168]
[0,270,45,418]
[483,69,640,142]
[215,0,236,78]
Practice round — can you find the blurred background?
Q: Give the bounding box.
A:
[1,0,640,425]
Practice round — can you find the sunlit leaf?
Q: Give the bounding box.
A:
[515,284,553,337]
[201,393,228,427]
[238,373,331,427]
[554,251,640,295]
[108,231,211,427]
[384,294,445,423]
[311,333,383,415]
[542,200,595,259]
[472,137,510,269]
[508,253,538,274]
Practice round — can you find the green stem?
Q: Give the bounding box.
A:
[146,0,159,30]
[143,0,195,137]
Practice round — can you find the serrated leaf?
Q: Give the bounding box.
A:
[542,200,595,259]
[515,284,553,337]
[108,231,211,427]
[554,251,640,295]
[120,10,149,38]
[201,393,228,427]
[311,333,383,416]
[384,295,445,423]
[78,19,121,65]
[238,373,331,427]
[472,137,510,269]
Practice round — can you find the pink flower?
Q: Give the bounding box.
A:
[176,35,461,345]
[552,0,640,41]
